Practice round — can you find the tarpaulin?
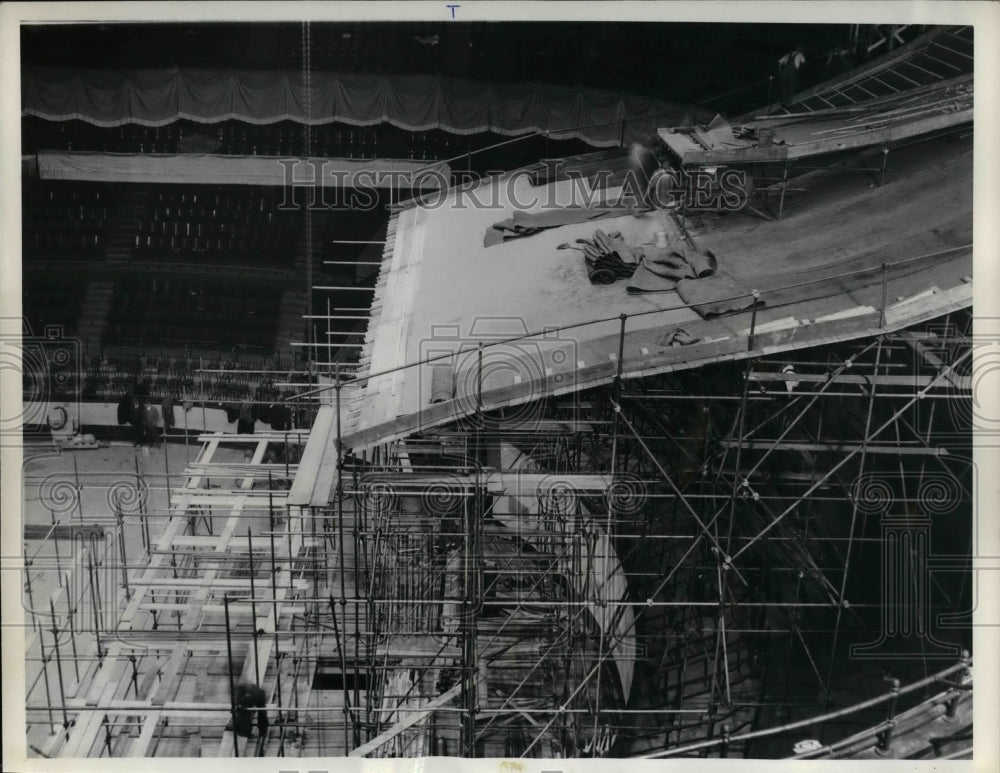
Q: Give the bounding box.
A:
[23,67,706,149]
[484,205,641,247]
[676,272,759,317]
[35,150,450,188]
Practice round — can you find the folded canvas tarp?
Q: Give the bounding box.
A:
[35,150,450,188]
[675,272,759,317]
[23,67,710,149]
[626,246,717,294]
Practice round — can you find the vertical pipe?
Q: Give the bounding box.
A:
[164,437,172,506]
[102,715,113,756]
[248,527,261,687]
[128,654,139,697]
[477,342,484,416]
[48,599,70,736]
[777,161,789,221]
[329,595,352,753]
[746,291,761,352]
[117,510,131,599]
[287,507,295,596]
[876,678,901,755]
[266,482,285,755]
[223,594,240,757]
[183,387,190,464]
[879,262,890,328]
[50,507,63,589]
[37,608,56,733]
[615,312,627,389]
[134,455,150,551]
[143,488,151,553]
[73,455,82,521]
[311,506,319,600]
[87,550,104,660]
[65,577,81,682]
[25,559,38,632]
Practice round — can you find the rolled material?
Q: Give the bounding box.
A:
[642,247,717,280]
[587,266,618,284]
[687,248,718,278]
[581,229,640,284]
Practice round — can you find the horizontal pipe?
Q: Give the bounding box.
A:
[311,286,375,291]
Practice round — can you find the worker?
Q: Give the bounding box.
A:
[237,401,255,434]
[230,681,269,738]
[143,404,161,446]
[130,398,145,446]
[778,47,806,105]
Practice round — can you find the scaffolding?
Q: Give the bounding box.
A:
[21,299,974,758]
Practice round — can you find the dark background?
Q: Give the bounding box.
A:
[22,22,852,115]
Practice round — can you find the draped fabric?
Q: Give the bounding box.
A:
[35,150,451,188]
[23,67,709,148]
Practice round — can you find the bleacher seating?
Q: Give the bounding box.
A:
[78,346,328,418]
[103,274,283,350]
[22,273,86,337]
[131,185,301,266]
[22,181,114,259]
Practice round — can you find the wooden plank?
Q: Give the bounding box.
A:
[784,108,972,160]
[286,406,335,506]
[348,683,462,758]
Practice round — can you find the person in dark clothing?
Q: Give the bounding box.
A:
[778,47,806,106]
[133,377,150,399]
[117,395,132,425]
[269,403,291,431]
[237,401,255,434]
[143,404,161,446]
[130,398,145,446]
[253,399,270,425]
[161,395,175,431]
[231,682,268,738]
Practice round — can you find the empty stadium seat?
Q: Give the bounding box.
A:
[22,181,114,260]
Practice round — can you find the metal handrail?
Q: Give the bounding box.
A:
[636,654,971,758]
